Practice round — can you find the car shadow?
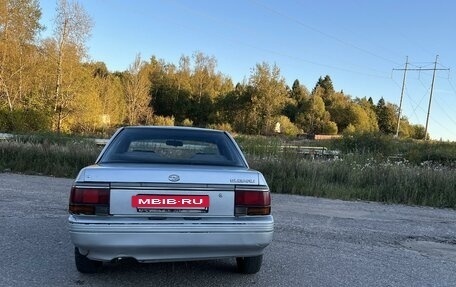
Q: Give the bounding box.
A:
[100,258,238,274]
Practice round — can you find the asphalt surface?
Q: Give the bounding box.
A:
[1,173,456,287]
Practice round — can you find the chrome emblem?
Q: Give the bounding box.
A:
[168,174,180,182]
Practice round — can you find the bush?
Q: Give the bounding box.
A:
[153,115,175,126]
[0,109,51,133]
[181,118,193,127]
[276,116,301,137]
[235,135,282,158]
[331,132,397,155]
[207,122,233,133]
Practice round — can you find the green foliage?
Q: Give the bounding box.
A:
[248,62,288,134]
[296,95,337,135]
[321,120,338,135]
[332,132,397,155]
[276,116,301,137]
[404,141,456,167]
[331,133,456,169]
[410,124,426,140]
[326,92,351,131]
[0,109,51,132]
[312,75,335,106]
[376,98,398,134]
[348,99,378,133]
[215,83,253,133]
[235,135,283,158]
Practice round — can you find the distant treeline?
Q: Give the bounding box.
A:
[0,0,425,139]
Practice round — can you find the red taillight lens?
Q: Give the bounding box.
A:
[69,186,110,215]
[235,187,271,216]
[70,187,110,204]
[235,190,271,206]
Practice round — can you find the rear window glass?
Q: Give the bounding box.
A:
[99,128,246,167]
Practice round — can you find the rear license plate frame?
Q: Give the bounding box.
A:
[132,194,210,212]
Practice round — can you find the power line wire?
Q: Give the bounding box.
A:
[167,0,391,79]
[433,97,456,127]
[250,0,401,66]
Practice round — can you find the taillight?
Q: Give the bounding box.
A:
[235,186,271,216]
[69,185,110,215]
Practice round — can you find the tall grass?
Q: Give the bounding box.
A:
[0,138,100,177]
[249,154,456,208]
[240,133,456,208]
[1,132,455,208]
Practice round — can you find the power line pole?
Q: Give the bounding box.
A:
[395,56,408,137]
[424,55,439,140]
[392,55,449,140]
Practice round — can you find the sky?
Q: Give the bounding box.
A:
[38,0,456,141]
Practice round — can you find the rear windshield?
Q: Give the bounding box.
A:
[98,128,246,167]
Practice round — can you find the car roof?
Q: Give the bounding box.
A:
[123,126,225,133]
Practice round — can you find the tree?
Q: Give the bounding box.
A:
[312,75,335,107]
[188,51,232,126]
[215,82,252,132]
[376,97,397,134]
[69,64,103,133]
[150,56,193,123]
[351,97,379,133]
[0,0,42,111]
[52,0,92,132]
[176,55,191,91]
[346,103,378,133]
[410,124,427,140]
[296,95,337,135]
[326,91,351,131]
[248,62,288,134]
[88,62,126,130]
[191,51,217,100]
[123,54,152,125]
[283,79,309,122]
[276,115,300,136]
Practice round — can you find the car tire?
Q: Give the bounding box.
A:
[236,255,263,274]
[74,247,102,273]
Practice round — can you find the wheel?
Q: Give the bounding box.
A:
[74,247,102,273]
[236,255,263,274]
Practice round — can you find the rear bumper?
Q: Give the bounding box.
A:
[69,215,274,262]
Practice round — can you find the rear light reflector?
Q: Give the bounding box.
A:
[235,187,271,216]
[69,186,110,215]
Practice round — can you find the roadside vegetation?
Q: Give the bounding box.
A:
[0,133,100,178]
[1,132,455,208]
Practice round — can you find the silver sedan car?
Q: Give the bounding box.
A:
[69,126,274,274]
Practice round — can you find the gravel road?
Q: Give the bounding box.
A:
[1,173,456,287]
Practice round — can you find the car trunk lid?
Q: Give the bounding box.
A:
[76,165,264,217]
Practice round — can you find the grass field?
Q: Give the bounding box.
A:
[1,132,455,208]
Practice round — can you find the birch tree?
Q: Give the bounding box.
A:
[53,0,92,132]
[0,0,42,110]
[123,54,152,125]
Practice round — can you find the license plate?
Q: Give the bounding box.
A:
[132,195,209,210]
